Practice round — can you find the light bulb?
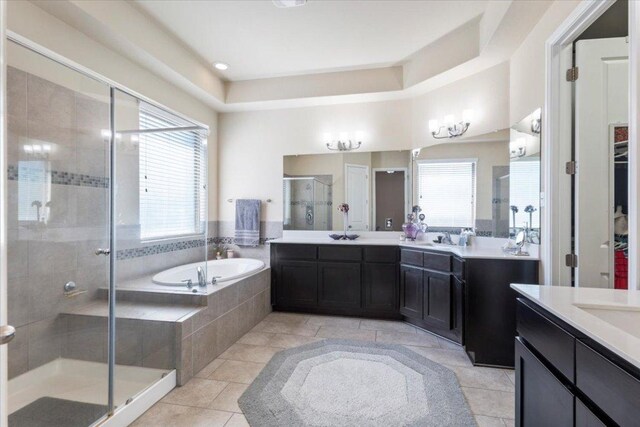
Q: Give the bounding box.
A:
[462,109,474,123]
[338,132,349,142]
[444,115,455,127]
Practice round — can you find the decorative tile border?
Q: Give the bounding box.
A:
[116,238,208,260]
[7,165,109,188]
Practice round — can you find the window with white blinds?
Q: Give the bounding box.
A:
[417,160,476,228]
[139,104,206,240]
[509,159,540,228]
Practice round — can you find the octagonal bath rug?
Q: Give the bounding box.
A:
[238,339,475,427]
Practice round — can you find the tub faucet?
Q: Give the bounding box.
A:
[197,266,207,287]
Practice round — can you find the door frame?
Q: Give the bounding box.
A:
[371,167,409,231]
[344,163,370,231]
[0,2,7,425]
[542,0,640,288]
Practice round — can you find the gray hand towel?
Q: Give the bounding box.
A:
[235,199,261,247]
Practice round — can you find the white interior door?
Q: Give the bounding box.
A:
[345,163,369,231]
[575,37,628,288]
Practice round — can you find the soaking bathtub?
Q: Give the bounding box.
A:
[152,258,265,286]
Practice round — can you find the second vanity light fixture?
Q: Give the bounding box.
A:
[429,109,474,139]
[325,131,364,152]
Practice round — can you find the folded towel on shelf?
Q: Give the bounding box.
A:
[235,199,261,247]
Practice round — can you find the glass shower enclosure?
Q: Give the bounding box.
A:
[4,38,208,426]
[283,176,332,230]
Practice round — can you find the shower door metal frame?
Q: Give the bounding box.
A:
[3,32,209,420]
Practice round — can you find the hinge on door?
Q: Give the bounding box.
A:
[565,161,577,175]
[566,66,579,82]
[565,253,578,268]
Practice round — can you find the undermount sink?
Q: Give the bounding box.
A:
[575,303,640,339]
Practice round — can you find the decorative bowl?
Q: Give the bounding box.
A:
[346,234,360,240]
[329,234,344,240]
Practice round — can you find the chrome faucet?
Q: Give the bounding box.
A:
[441,231,453,245]
[197,266,207,287]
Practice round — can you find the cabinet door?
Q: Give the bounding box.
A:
[399,265,423,319]
[423,270,452,329]
[318,262,361,309]
[452,276,464,342]
[363,263,398,314]
[575,399,606,427]
[515,337,574,427]
[275,261,318,308]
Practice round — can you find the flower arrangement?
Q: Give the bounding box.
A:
[337,203,350,213]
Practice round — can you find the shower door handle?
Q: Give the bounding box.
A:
[0,325,16,345]
[95,248,111,256]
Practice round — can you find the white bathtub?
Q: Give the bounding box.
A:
[152,258,265,286]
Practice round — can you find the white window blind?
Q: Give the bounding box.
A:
[509,159,540,228]
[139,104,206,240]
[417,160,476,228]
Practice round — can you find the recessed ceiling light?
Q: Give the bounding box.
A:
[213,62,229,71]
[273,0,306,8]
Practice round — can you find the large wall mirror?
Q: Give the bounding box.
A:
[283,117,541,241]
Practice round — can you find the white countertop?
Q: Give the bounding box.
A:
[270,231,540,260]
[512,284,640,369]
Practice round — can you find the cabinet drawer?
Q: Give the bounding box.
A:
[318,246,362,261]
[452,257,465,279]
[517,299,575,382]
[276,244,317,260]
[423,251,451,272]
[400,249,423,267]
[364,246,397,263]
[576,341,640,426]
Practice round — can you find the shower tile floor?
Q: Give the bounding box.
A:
[133,313,516,427]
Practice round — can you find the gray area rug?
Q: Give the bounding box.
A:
[8,397,107,427]
[239,339,475,427]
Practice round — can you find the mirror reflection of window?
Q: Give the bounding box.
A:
[18,160,51,223]
[509,159,541,229]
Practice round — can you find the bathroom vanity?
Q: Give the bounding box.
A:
[512,284,640,426]
[270,237,539,367]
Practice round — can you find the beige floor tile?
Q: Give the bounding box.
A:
[195,358,226,378]
[359,319,416,333]
[306,315,361,329]
[210,383,249,413]
[462,387,515,419]
[316,326,376,341]
[406,346,473,367]
[252,320,320,336]
[219,343,282,363]
[132,403,232,427]
[225,413,250,427]
[376,330,439,347]
[209,359,266,384]
[162,378,229,408]
[263,312,309,325]
[268,333,324,348]
[502,418,515,426]
[453,366,514,392]
[237,331,278,347]
[436,336,463,350]
[474,415,507,427]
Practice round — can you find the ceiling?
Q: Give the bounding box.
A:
[133,0,489,82]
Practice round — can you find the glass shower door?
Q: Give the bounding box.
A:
[5,40,112,425]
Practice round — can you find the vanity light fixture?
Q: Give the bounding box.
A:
[429,109,474,139]
[325,131,363,152]
[273,0,306,7]
[411,148,421,159]
[510,138,527,159]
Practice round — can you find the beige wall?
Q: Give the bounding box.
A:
[414,140,510,221]
[7,0,219,220]
[509,0,580,125]
[219,62,510,222]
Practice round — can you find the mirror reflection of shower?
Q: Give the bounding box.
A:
[283,175,333,230]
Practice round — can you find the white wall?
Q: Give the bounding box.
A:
[7,0,219,220]
[509,0,581,125]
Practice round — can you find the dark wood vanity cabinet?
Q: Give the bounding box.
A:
[399,265,423,318]
[271,243,400,318]
[515,298,640,426]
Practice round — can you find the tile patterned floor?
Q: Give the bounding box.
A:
[132,313,516,426]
